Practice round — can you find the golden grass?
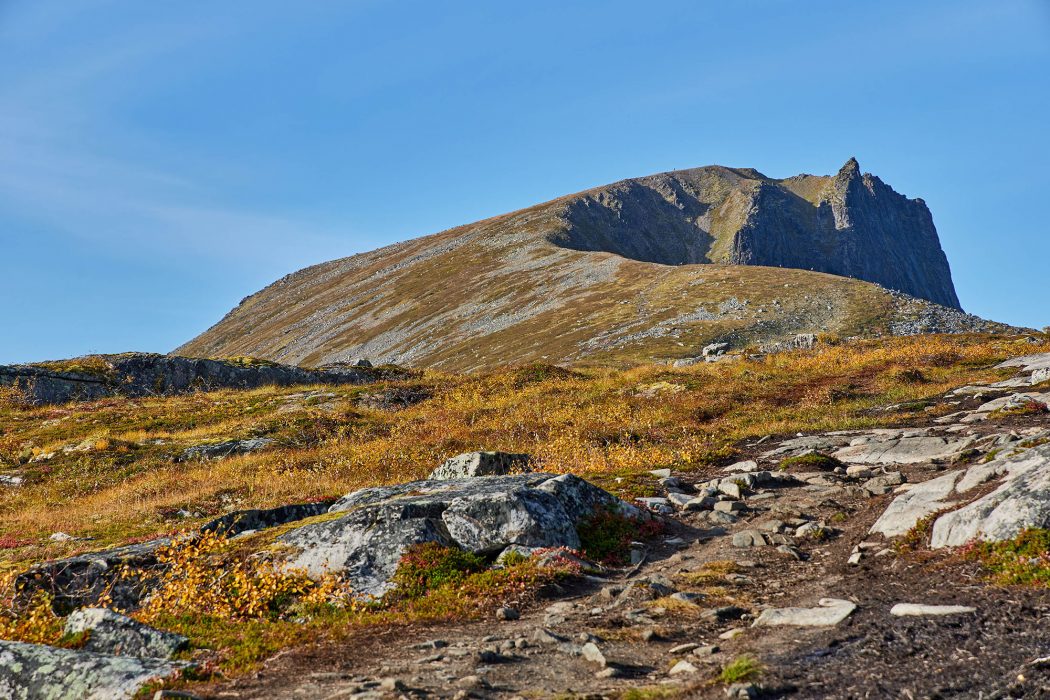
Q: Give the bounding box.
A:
[1,333,1047,572]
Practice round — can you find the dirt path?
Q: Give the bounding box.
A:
[197,381,1050,699]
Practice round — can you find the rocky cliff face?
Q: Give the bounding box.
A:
[730,159,960,309]
[553,159,960,309]
[177,160,992,370]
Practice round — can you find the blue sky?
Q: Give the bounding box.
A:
[1,0,1048,364]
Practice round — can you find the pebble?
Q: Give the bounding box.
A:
[669,643,699,654]
[456,675,489,690]
[732,530,767,548]
[378,677,405,691]
[719,628,745,640]
[669,660,698,675]
[714,500,746,514]
[595,666,624,678]
[692,644,720,657]
[725,682,760,699]
[496,606,520,621]
[581,642,607,667]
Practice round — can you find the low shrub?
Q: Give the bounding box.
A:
[577,508,665,566]
[720,654,764,683]
[961,528,1050,586]
[388,542,486,600]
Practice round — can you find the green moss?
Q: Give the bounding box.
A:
[32,356,115,379]
[778,451,843,471]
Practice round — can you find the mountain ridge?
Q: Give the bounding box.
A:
[178,160,991,370]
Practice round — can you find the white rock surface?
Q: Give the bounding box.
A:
[930,443,1050,548]
[870,470,962,537]
[890,603,976,616]
[752,598,857,627]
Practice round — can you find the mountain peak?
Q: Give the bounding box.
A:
[178,160,968,369]
[838,156,861,178]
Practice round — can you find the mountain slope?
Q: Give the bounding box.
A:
[179,160,996,370]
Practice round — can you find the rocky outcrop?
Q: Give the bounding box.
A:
[556,158,960,308]
[730,159,960,309]
[15,538,169,613]
[178,438,274,462]
[0,639,188,700]
[929,442,1050,548]
[428,452,532,480]
[0,353,408,405]
[278,473,642,597]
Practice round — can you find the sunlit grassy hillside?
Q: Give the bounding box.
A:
[3,333,1047,575]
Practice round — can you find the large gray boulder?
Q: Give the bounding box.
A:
[63,608,188,659]
[278,473,641,598]
[428,452,531,480]
[0,639,188,700]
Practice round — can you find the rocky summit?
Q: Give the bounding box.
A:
[177,160,1015,371]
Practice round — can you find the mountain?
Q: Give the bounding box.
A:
[179,159,1002,370]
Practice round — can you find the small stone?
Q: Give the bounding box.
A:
[595,666,624,678]
[692,644,720,657]
[795,521,824,538]
[641,628,659,642]
[650,468,672,479]
[685,496,717,511]
[719,628,745,640]
[719,482,744,499]
[669,660,698,675]
[847,552,863,565]
[732,530,767,548]
[889,603,976,616]
[379,677,406,691]
[581,642,606,667]
[723,460,759,473]
[667,492,694,509]
[725,682,760,699]
[669,643,699,654]
[49,532,75,542]
[776,544,804,561]
[714,500,746,514]
[496,606,520,621]
[670,592,704,606]
[661,476,687,492]
[456,674,489,689]
[533,628,568,645]
[476,649,501,663]
[752,598,857,627]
